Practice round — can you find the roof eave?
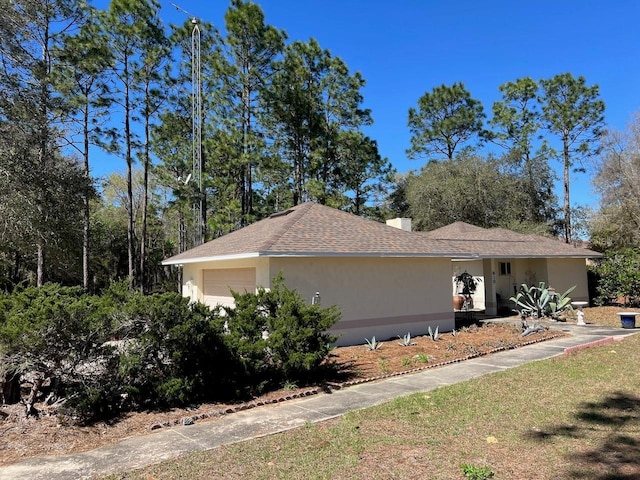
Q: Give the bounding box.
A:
[162,250,602,266]
[162,252,262,266]
[265,251,473,258]
[162,251,476,265]
[454,253,602,260]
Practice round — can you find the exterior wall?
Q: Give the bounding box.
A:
[504,257,587,301]
[269,256,454,346]
[483,259,497,315]
[514,258,548,288]
[545,258,589,302]
[178,253,590,347]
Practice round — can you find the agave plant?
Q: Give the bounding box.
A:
[510,282,550,318]
[427,325,440,341]
[364,336,382,350]
[548,285,576,320]
[397,332,414,346]
[510,282,575,320]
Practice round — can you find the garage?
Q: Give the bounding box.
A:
[202,268,256,308]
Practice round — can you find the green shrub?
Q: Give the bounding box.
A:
[224,273,340,395]
[116,292,232,408]
[510,282,574,319]
[0,283,124,418]
[0,284,110,383]
[0,277,340,421]
[58,354,124,422]
[591,248,640,306]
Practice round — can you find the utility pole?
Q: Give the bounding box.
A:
[171,3,204,247]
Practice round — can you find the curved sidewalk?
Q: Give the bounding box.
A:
[0,324,635,480]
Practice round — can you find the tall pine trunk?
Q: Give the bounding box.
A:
[36,17,50,288]
[563,132,571,243]
[124,53,135,287]
[140,82,150,293]
[83,104,90,289]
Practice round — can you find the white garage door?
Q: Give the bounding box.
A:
[203,268,256,308]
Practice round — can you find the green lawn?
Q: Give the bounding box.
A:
[110,332,640,480]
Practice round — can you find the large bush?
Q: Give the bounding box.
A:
[0,283,123,416]
[224,274,340,395]
[591,248,640,306]
[116,293,234,408]
[0,276,341,422]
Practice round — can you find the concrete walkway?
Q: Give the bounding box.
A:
[1,324,635,480]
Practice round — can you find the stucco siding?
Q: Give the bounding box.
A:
[177,253,590,347]
[269,257,454,346]
[483,259,497,314]
[546,258,589,302]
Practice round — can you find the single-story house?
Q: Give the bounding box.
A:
[162,202,602,346]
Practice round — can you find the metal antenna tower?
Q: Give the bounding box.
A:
[191,18,203,246]
[171,3,204,246]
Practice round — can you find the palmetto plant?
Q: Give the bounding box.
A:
[510,282,575,319]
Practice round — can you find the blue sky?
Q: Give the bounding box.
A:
[94,0,640,210]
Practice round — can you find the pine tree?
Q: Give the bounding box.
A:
[539,73,605,243]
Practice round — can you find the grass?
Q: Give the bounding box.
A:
[110,332,640,480]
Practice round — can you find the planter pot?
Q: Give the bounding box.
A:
[616,312,638,329]
[453,295,465,310]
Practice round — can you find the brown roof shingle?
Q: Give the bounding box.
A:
[419,222,602,258]
[163,203,468,264]
[163,206,602,265]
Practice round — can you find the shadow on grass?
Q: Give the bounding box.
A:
[524,390,640,479]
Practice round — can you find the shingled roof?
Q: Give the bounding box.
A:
[163,202,470,265]
[419,222,602,258]
[163,206,602,265]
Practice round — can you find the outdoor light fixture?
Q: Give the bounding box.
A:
[312,292,321,305]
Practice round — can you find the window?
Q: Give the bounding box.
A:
[499,262,511,276]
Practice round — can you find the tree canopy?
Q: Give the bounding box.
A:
[407,82,485,161]
[0,0,619,292]
[590,111,640,250]
[403,152,557,233]
[0,0,395,290]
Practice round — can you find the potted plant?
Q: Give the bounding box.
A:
[454,271,481,310]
